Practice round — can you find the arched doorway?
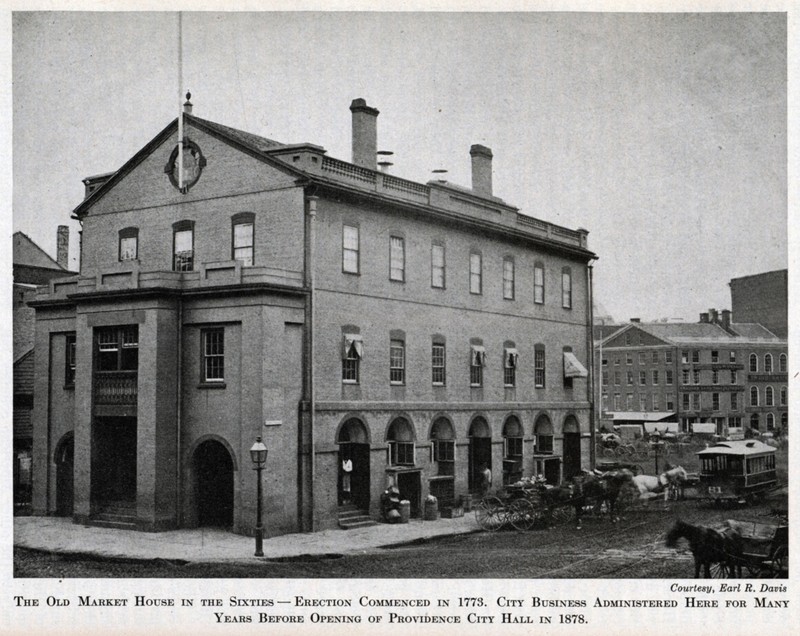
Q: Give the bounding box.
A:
[55,434,74,517]
[502,416,523,485]
[468,416,491,494]
[533,414,560,485]
[193,440,234,528]
[562,415,581,480]
[429,417,455,509]
[387,417,420,516]
[337,418,370,511]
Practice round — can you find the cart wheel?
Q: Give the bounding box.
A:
[771,546,787,578]
[709,562,732,578]
[509,499,537,531]
[551,505,573,525]
[475,496,506,532]
[744,564,763,578]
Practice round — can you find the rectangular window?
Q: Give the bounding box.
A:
[681,350,689,364]
[712,370,719,385]
[342,225,359,274]
[639,371,646,386]
[692,350,700,363]
[692,393,701,410]
[626,393,634,410]
[232,220,254,266]
[693,369,700,385]
[730,370,737,384]
[730,351,736,363]
[470,253,482,294]
[534,264,545,304]
[65,333,76,387]
[626,371,633,385]
[433,440,454,475]
[731,392,739,410]
[682,393,690,410]
[614,357,620,366]
[601,370,609,386]
[470,345,485,387]
[682,369,690,385]
[665,350,673,363]
[639,352,646,365]
[202,328,225,383]
[652,370,659,385]
[613,393,621,410]
[712,393,720,410]
[711,350,719,363]
[173,228,194,271]
[652,351,659,364]
[503,258,515,300]
[626,354,633,365]
[561,270,572,308]
[342,334,362,384]
[665,369,673,386]
[614,371,620,385]
[652,394,659,410]
[432,343,446,385]
[666,394,675,411]
[390,441,415,466]
[504,348,518,387]
[602,393,609,411]
[431,244,445,288]
[390,340,405,384]
[534,347,546,388]
[119,228,138,262]
[96,326,138,372]
[390,236,405,282]
[639,394,647,411]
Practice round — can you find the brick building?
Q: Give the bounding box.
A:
[596,311,787,436]
[30,97,596,536]
[730,270,788,339]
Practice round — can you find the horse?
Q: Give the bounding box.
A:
[633,465,688,502]
[539,469,635,530]
[665,520,743,578]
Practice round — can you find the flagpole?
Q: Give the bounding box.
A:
[177,11,184,192]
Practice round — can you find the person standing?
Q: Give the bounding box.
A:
[480,463,492,496]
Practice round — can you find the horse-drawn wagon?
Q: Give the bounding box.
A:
[725,518,788,578]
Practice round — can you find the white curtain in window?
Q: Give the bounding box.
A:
[342,334,363,359]
[504,348,519,368]
[470,345,486,366]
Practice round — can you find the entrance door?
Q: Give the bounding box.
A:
[194,440,234,528]
[91,417,137,509]
[562,416,581,481]
[55,436,74,516]
[339,443,371,510]
[468,416,492,494]
[396,471,421,517]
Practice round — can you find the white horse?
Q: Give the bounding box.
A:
[632,465,688,502]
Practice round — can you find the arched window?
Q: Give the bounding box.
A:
[749,353,758,373]
[387,417,415,466]
[764,354,773,373]
[534,415,553,454]
[502,416,524,485]
[750,413,760,431]
[231,212,255,266]
[766,413,775,430]
[780,386,787,406]
[765,386,774,407]
[779,353,787,373]
[750,387,759,406]
[430,417,454,476]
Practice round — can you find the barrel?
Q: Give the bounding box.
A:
[399,500,411,523]
[424,496,440,521]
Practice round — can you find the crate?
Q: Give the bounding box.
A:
[441,506,464,519]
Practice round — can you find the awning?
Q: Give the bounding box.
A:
[342,334,363,359]
[504,348,519,368]
[563,351,588,378]
[470,345,486,366]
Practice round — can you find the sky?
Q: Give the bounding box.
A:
[10,10,788,323]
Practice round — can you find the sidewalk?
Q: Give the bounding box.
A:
[13,514,480,564]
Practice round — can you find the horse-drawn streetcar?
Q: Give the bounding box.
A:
[697,440,777,505]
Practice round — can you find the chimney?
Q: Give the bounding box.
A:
[183,91,192,115]
[630,318,641,323]
[721,309,731,330]
[56,225,69,270]
[709,308,719,324]
[350,98,379,170]
[377,150,394,173]
[470,144,493,196]
[699,312,709,323]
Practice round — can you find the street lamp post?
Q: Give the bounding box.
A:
[250,437,268,557]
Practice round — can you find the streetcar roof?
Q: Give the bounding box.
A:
[696,440,776,457]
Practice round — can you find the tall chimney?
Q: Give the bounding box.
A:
[350,98,379,170]
[470,144,493,196]
[721,309,731,331]
[699,312,709,323]
[709,308,719,324]
[56,225,69,269]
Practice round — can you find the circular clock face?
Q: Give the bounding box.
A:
[165,139,206,192]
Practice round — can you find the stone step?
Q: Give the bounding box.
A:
[339,517,378,530]
[88,515,137,530]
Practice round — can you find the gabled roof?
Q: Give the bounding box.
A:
[72,114,303,219]
[13,232,65,271]
[728,323,780,340]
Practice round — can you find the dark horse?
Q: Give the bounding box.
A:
[539,469,634,529]
[665,520,742,578]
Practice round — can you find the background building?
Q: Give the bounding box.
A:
[13,230,74,511]
[30,97,596,536]
[730,270,788,339]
